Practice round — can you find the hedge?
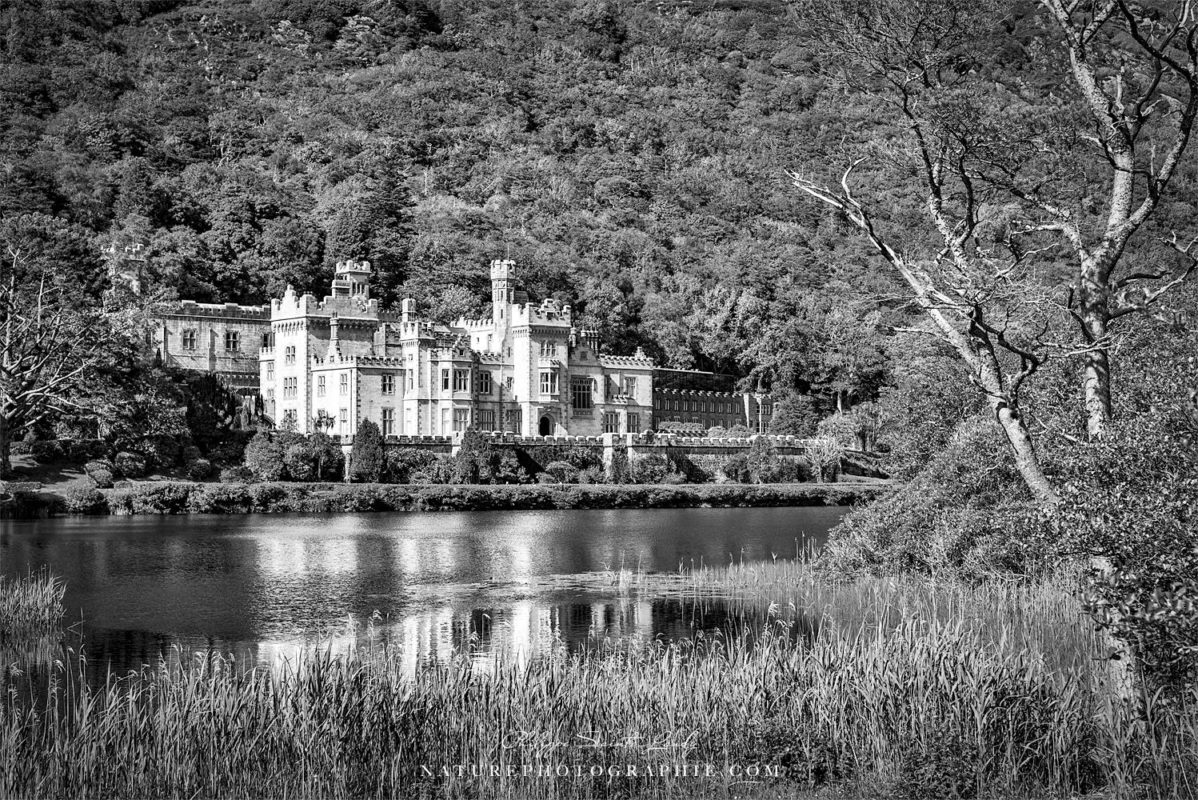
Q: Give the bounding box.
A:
[2,481,887,518]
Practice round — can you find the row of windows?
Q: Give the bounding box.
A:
[179,330,241,352]
[601,412,640,433]
[656,399,739,414]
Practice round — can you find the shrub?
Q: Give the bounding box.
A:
[30,440,64,463]
[578,466,605,484]
[132,436,183,470]
[608,445,631,483]
[350,421,385,482]
[187,483,252,514]
[721,453,751,483]
[250,483,291,512]
[630,453,672,484]
[542,461,579,483]
[128,483,193,514]
[243,432,285,482]
[220,466,255,484]
[114,451,147,479]
[385,447,438,483]
[283,443,317,481]
[208,435,251,467]
[84,460,115,488]
[60,481,107,514]
[181,445,203,465]
[705,426,728,438]
[187,458,214,481]
[306,432,343,481]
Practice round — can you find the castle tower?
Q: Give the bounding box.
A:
[331,259,372,300]
[491,259,515,323]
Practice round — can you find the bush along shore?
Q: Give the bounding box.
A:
[1,481,884,518]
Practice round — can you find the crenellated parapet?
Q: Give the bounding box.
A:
[271,284,382,321]
[599,347,656,369]
[163,300,269,320]
[510,297,573,327]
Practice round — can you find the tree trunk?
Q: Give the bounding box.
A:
[992,401,1057,504]
[1080,304,1114,439]
[0,415,9,480]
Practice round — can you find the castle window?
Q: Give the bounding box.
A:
[539,370,558,395]
[571,378,593,410]
[266,363,274,380]
[504,376,514,391]
[622,377,638,397]
[282,409,297,428]
[262,333,271,349]
[339,408,348,431]
[479,371,492,395]
[182,330,197,351]
[339,374,348,395]
[381,408,395,436]
[628,413,640,433]
[442,370,450,391]
[317,376,326,397]
[381,374,395,395]
[478,409,495,429]
[539,341,557,358]
[603,412,620,433]
[285,346,296,365]
[453,408,470,432]
[453,370,470,392]
[408,371,414,390]
[224,331,240,352]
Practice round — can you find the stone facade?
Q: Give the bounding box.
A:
[259,259,656,438]
[149,301,270,394]
[151,258,774,436]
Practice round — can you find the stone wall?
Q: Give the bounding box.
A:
[338,432,834,481]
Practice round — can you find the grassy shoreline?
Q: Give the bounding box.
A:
[2,565,1195,799]
[1,480,890,518]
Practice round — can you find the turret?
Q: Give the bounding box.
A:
[331,259,372,300]
[490,259,515,322]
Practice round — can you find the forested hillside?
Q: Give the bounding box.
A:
[0,0,897,410]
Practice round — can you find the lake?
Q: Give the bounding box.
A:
[1,506,846,676]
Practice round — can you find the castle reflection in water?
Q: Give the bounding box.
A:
[1,508,839,683]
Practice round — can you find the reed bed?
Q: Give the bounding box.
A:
[0,569,64,638]
[2,566,1195,799]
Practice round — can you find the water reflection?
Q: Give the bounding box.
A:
[1,506,843,681]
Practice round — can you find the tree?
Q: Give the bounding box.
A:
[989,1,1198,439]
[349,419,385,482]
[792,0,1066,503]
[0,226,119,476]
[243,431,285,481]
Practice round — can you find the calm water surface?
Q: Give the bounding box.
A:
[1,506,845,675]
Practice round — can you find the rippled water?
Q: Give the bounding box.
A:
[1,506,845,676]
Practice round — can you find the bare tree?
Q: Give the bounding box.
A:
[0,246,112,477]
[792,0,1064,502]
[792,164,1060,502]
[988,1,1198,438]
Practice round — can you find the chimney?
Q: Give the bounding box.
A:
[327,313,341,360]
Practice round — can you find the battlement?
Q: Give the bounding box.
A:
[599,347,655,369]
[271,285,381,321]
[655,387,742,398]
[490,258,515,280]
[511,298,573,327]
[453,317,497,332]
[312,353,406,368]
[166,300,269,320]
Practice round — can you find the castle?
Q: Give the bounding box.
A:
[150,260,772,437]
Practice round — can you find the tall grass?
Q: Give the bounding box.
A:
[2,564,1195,799]
[0,569,65,638]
